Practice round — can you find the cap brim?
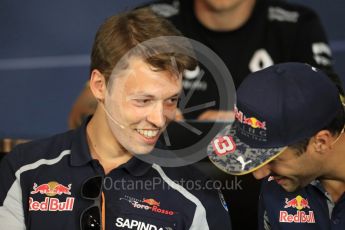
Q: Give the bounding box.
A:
[207,123,286,175]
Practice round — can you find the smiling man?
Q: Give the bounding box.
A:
[102,57,180,152]
[88,55,183,172]
[208,62,345,229]
[0,8,232,230]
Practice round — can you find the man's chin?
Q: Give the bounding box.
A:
[131,146,155,155]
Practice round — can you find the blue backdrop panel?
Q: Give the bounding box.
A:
[0,0,149,139]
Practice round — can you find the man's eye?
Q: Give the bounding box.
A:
[166,97,179,105]
[134,99,151,106]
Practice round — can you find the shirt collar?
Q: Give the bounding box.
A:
[70,116,153,176]
[70,116,93,166]
[118,156,153,177]
[311,180,334,202]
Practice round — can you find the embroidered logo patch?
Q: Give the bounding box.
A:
[120,195,176,216]
[279,195,315,223]
[29,181,75,212]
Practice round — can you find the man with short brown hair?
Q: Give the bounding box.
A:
[0,9,232,230]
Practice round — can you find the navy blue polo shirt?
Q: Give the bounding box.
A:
[0,119,232,230]
[258,177,345,230]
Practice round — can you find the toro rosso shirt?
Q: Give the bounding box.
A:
[258,177,345,230]
[0,119,231,230]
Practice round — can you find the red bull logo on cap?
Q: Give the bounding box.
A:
[235,107,267,130]
[29,181,75,212]
[279,195,315,223]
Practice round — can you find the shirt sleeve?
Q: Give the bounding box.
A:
[0,148,26,229]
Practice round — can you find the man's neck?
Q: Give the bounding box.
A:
[321,179,345,203]
[86,109,132,174]
[194,0,256,31]
[321,138,345,202]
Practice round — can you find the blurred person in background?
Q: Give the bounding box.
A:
[69,0,342,127]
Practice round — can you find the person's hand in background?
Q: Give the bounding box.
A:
[197,110,234,121]
[175,108,184,121]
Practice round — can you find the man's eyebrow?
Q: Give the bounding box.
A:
[127,92,155,98]
[169,93,180,98]
[164,93,182,101]
[126,84,182,100]
[131,94,154,98]
[128,92,180,98]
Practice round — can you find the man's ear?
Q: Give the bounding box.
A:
[313,130,333,153]
[89,69,106,102]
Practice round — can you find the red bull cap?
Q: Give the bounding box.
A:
[207,63,343,175]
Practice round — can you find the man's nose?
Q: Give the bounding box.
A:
[252,164,271,180]
[146,103,166,128]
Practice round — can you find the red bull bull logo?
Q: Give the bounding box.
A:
[243,117,266,129]
[279,195,315,223]
[31,181,71,196]
[284,195,310,210]
[53,184,72,195]
[29,181,74,212]
[234,107,267,130]
[30,183,50,195]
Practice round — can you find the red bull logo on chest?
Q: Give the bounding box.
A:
[29,181,75,212]
[284,195,310,210]
[279,195,315,223]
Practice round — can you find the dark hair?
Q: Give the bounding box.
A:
[90,8,196,82]
[289,105,345,154]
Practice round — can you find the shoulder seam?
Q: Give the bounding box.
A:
[15,149,71,180]
[152,164,209,230]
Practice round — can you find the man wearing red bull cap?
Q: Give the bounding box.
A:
[208,62,345,229]
[0,8,231,230]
